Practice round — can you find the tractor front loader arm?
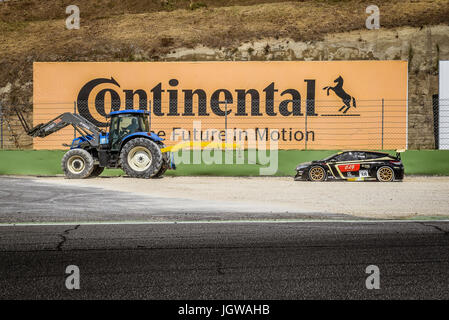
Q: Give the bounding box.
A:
[15,108,103,146]
[27,113,71,138]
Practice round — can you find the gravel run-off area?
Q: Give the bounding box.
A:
[35,176,449,219]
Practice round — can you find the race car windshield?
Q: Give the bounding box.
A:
[322,153,339,161]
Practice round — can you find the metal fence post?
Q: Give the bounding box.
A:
[381,98,384,150]
[74,101,77,139]
[148,100,152,130]
[0,101,3,149]
[224,101,228,144]
[304,99,308,150]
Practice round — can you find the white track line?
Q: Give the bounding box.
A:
[0,219,448,227]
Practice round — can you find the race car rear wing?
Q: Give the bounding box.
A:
[395,149,405,160]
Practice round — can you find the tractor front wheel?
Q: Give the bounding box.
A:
[120,138,163,178]
[62,149,94,179]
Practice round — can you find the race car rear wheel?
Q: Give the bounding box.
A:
[376,166,394,182]
[308,166,327,182]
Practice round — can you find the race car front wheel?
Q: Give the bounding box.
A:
[376,166,394,182]
[308,166,327,182]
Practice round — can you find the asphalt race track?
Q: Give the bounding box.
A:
[0,176,449,299]
[0,221,448,299]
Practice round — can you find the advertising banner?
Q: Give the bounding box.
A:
[33,61,408,150]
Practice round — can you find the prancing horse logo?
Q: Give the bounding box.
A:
[323,76,357,113]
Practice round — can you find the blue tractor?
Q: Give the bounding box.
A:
[16,109,175,179]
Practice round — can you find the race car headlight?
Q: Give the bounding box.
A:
[296,165,307,171]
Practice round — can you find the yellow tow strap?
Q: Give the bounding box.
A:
[161,141,241,153]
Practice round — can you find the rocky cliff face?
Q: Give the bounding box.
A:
[163,25,449,149]
[1,25,448,149]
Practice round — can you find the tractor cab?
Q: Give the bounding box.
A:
[106,110,151,150]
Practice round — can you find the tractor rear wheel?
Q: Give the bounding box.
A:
[120,138,163,178]
[153,163,168,178]
[62,149,94,179]
[152,143,169,178]
[89,165,104,178]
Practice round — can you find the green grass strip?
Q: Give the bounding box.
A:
[0,149,448,176]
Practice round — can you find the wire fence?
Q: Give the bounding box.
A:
[0,102,3,150]
[0,98,448,150]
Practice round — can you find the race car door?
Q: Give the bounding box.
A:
[328,151,363,179]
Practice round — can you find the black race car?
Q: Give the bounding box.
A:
[294,150,404,182]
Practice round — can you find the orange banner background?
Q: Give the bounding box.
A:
[33,61,408,150]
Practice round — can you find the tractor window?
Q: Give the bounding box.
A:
[139,116,150,132]
[118,115,145,135]
[116,115,149,134]
[109,114,149,150]
[113,116,142,149]
[109,116,120,144]
[119,117,134,133]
